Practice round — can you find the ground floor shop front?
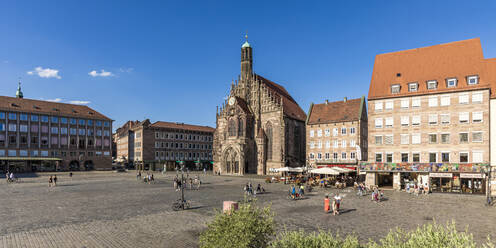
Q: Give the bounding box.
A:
[364,171,487,195]
[0,156,112,173]
[134,160,213,171]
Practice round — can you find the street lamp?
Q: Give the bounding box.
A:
[179,161,185,210]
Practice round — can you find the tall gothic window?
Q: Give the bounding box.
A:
[265,122,273,160]
[294,126,300,158]
[238,118,244,137]
[228,119,236,137]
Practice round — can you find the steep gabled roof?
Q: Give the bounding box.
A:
[0,95,111,120]
[307,98,363,125]
[368,38,491,100]
[150,121,215,133]
[255,74,306,121]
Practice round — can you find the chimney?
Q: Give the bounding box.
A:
[325,100,328,105]
[344,97,347,102]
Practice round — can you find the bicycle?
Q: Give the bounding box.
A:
[172,198,190,211]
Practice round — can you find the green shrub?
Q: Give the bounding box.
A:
[368,221,492,248]
[199,201,275,248]
[270,230,362,248]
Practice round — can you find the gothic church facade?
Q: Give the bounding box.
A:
[213,39,307,175]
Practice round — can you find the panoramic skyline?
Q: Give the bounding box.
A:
[1,1,496,130]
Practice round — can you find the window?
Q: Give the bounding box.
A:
[61,118,67,124]
[41,136,48,145]
[412,116,420,126]
[440,95,450,106]
[0,112,4,119]
[459,132,469,143]
[20,114,28,121]
[324,129,330,136]
[412,133,420,144]
[385,101,393,110]
[30,115,38,122]
[78,119,86,125]
[8,150,16,156]
[400,134,409,144]
[375,118,383,128]
[41,116,48,122]
[350,152,356,159]
[391,85,400,94]
[104,121,110,127]
[472,151,483,163]
[20,125,28,132]
[472,92,483,103]
[318,141,322,148]
[341,152,347,159]
[375,153,383,162]
[350,140,356,147]
[459,93,469,104]
[459,112,469,123]
[441,152,450,162]
[333,153,338,160]
[375,101,383,111]
[460,152,469,163]
[8,124,16,132]
[309,153,315,159]
[467,75,478,85]
[0,124,4,131]
[332,128,338,136]
[401,153,408,162]
[333,140,339,148]
[428,96,438,107]
[341,140,346,148]
[31,150,38,156]
[51,127,58,134]
[386,153,393,163]
[309,130,314,137]
[325,153,330,159]
[447,78,457,87]
[412,153,420,162]
[8,113,16,120]
[375,136,383,145]
[341,128,347,135]
[317,129,322,137]
[350,127,356,135]
[51,137,58,145]
[408,83,418,92]
[60,128,67,135]
[385,135,393,145]
[155,132,160,139]
[429,153,437,163]
[428,114,437,125]
[385,117,393,128]
[41,151,48,157]
[472,132,483,142]
[440,114,450,124]
[472,112,483,123]
[87,120,93,126]
[325,140,330,148]
[400,116,409,126]
[70,128,76,135]
[400,99,409,109]
[429,134,437,144]
[78,129,86,135]
[441,133,450,144]
[51,116,58,123]
[427,80,437,89]
[412,98,420,108]
[317,153,322,160]
[96,120,102,126]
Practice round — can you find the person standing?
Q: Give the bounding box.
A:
[333,193,342,215]
[203,167,206,176]
[49,176,53,187]
[53,175,57,186]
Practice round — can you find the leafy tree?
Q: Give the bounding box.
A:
[270,230,362,248]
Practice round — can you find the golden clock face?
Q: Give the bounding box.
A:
[228,97,235,106]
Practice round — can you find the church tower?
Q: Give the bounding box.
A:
[16,80,23,98]
[240,34,253,80]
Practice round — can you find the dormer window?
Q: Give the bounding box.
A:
[447,78,457,88]
[427,80,438,90]
[408,82,418,92]
[467,75,478,85]
[391,84,401,94]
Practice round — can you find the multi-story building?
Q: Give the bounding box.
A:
[488,58,496,196]
[363,38,492,195]
[0,84,113,172]
[306,97,368,171]
[114,120,139,165]
[115,119,215,171]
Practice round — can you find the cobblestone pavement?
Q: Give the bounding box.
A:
[1,171,495,247]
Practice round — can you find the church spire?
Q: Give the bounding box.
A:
[240,32,253,80]
[16,79,23,98]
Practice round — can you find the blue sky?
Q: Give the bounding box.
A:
[1,1,496,131]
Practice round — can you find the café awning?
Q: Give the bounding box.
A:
[310,167,340,175]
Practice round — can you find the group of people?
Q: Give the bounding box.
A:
[289,184,305,199]
[244,182,265,196]
[173,175,201,191]
[136,171,155,184]
[324,193,343,215]
[371,187,384,203]
[5,172,16,183]
[48,175,58,187]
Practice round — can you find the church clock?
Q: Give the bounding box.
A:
[228,96,235,106]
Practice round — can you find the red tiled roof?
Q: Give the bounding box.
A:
[256,74,306,121]
[150,121,215,133]
[0,95,111,120]
[308,98,363,125]
[368,38,491,100]
[486,58,496,98]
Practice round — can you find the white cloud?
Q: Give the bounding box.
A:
[89,69,114,77]
[119,67,134,73]
[46,98,62,102]
[69,100,91,105]
[27,67,61,79]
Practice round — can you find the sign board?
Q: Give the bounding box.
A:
[460,173,485,179]
[429,172,452,178]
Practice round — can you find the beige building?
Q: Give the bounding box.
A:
[363,38,493,195]
[306,97,368,170]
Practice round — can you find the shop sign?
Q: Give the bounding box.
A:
[460,173,485,179]
[429,172,452,178]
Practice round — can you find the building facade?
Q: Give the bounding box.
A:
[306,97,368,170]
[115,119,214,171]
[364,38,493,195]
[0,84,113,172]
[114,120,139,165]
[213,38,307,175]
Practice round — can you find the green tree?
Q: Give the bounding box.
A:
[199,201,275,248]
[270,230,362,248]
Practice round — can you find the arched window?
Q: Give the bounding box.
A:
[228,119,236,137]
[265,122,273,160]
[238,118,244,136]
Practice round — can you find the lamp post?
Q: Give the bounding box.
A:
[179,161,185,210]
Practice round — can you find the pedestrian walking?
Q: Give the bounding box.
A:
[69,172,73,180]
[49,176,53,187]
[299,184,305,197]
[53,175,57,186]
[203,167,206,176]
[333,193,342,215]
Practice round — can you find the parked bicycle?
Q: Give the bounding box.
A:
[172,198,190,211]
